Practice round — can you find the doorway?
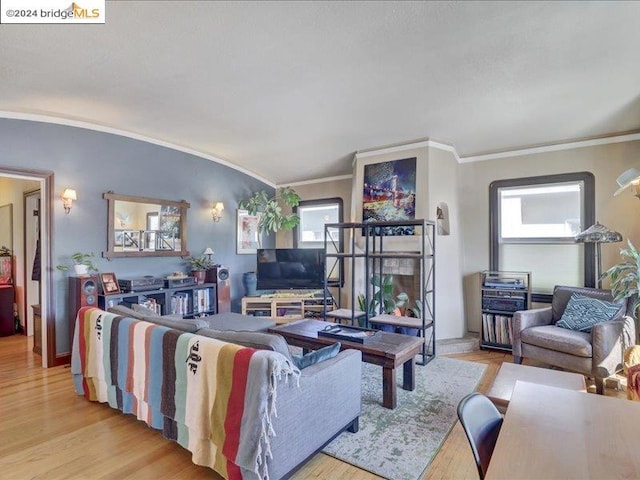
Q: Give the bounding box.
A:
[0,167,52,368]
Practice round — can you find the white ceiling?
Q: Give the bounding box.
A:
[1,1,639,185]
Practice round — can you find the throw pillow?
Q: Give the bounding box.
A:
[291,342,341,370]
[556,293,622,333]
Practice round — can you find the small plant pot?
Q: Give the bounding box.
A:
[73,264,89,275]
[192,270,206,285]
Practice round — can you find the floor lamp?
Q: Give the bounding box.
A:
[575,222,622,288]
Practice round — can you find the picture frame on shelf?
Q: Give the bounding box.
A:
[100,272,121,294]
[237,209,261,254]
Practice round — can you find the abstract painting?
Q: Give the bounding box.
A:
[363,157,416,235]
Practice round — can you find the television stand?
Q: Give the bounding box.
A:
[242,294,335,324]
[268,289,323,298]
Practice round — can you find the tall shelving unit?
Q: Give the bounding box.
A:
[324,219,436,365]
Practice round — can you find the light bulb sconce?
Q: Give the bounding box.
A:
[61,188,77,214]
[211,202,224,222]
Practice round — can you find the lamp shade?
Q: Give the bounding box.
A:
[574,222,622,244]
[203,247,214,255]
[614,168,640,196]
[61,188,77,200]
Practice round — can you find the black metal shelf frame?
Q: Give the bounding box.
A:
[323,219,436,366]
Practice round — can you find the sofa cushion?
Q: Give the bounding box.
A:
[200,312,276,332]
[142,315,209,333]
[132,303,162,317]
[108,304,145,319]
[197,329,294,362]
[521,325,593,358]
[556,293,622,333]
[291,342,341,370]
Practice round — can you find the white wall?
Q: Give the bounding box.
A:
[427,146,465,338]
[349,143,466,340]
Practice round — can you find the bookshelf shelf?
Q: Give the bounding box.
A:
[99,282,217,319]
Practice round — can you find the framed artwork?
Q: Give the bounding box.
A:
[100,272,121,294]
[362,156,417,235]
[237,209,261,254]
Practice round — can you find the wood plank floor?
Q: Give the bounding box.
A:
[0,334,625,479]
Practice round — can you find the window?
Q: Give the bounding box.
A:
[490,172,595,299]
[294,198,343,285]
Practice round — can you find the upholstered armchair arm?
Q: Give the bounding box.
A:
[512,307,554,358]
[592,316,637,379]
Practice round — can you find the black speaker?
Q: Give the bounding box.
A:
[68,275,98,346]
[206,266,230,313]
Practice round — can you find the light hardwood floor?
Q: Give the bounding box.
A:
[0,335,624,479]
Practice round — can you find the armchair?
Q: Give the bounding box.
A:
[512,285,636,394]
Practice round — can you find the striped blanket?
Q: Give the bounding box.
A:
[71,307,299,479]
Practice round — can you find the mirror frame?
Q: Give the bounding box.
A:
[103,192,190,259]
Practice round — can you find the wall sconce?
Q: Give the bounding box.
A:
[203,247,214,261]
[211,202,224,222]
[614,168,640,199]
[61,188,77,214]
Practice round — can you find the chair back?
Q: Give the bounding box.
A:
[551,285,627,323]
[457,392,503,479]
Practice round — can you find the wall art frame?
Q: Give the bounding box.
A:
[236,209,261,254]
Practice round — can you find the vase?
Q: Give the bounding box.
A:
[242,271,257,296]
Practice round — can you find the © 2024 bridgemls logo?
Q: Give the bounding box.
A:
[1,0,106,24]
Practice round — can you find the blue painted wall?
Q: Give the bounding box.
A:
[0,118,273,354]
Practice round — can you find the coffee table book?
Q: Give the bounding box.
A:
[317,325,379,344]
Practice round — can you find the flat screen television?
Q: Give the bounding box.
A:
[256,248,325,290]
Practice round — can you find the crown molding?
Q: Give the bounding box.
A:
[279,174,353,188]
[459,132,640,163]
[0,110,275,187]
[354,139,460,162]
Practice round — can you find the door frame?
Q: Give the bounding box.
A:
[0,166,54,368]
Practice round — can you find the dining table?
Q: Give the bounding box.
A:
[485,380,640,479]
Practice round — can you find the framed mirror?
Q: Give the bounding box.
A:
[103,192,190,259]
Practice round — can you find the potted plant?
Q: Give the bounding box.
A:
[357,275,411,327]
[239,186,301,295]
[185,255,215,285]
[601,239,640,316]
[56,252,99,275]
[239,186,301,237]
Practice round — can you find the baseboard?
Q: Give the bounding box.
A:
[54,353,71,366]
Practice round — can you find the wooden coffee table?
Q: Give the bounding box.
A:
[269,318,423,409]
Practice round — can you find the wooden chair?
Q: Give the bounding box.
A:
[457,392,503,479]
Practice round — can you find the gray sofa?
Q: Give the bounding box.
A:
[512,285,637,394]
[93,305,362,478]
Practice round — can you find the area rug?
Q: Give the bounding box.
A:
[322,356,487,480]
